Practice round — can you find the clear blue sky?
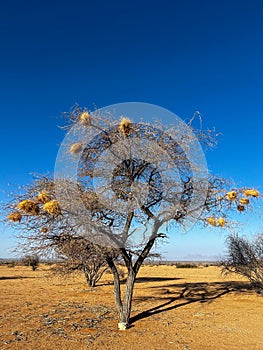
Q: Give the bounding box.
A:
[1,0,263,259]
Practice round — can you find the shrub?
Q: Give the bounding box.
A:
[7,261,16,268]
[175,263,198,268]
[221,233,263,292]
[22,255,40,271]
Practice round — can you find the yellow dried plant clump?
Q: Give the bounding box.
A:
[217,217,226,227]
[207,217,216,226]
[227,191,237,200]
[119,117,132,137]
[41,227,48,233]
[239,197,249,205]
[38,190,51,204]
[70,143,82,155]
[244,189,259,197]
[43,200,60,215]
[80,111,91,126]
[8,211,22,222]
[17,200,39,215]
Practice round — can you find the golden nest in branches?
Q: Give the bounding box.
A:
[119,117,132,137]
[217,217,226,227]
[227,191,237,200]
[237,205,245,212]
[38,190,51,204]
[239,197,249,205]
[207,217,216,226]
[80,111,91,126]
[43,200,61,215]
[244,189,259,197]
[17,200,39,215]
[8,211,22,222]
[41,227,48,233]
[70,143,83,155]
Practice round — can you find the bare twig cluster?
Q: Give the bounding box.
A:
[221,233,263,292]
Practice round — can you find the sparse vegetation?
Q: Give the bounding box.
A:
[221,233,263,292]
[6,261,16,268]
[175,263,198,268]
[22,254,40,271]
[0,264,262,350]
[54,236,119,287]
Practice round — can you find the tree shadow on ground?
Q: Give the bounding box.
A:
[99,276,181,287]
[130,280,253,325]
[0,276,37,280]
[135,277,182,283]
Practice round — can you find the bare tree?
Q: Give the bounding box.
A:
[54,235,118,287]
[4,104,260,330]
[221,233,263,292]
[22,254,40,271]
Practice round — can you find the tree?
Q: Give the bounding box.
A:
[4,103,260,330]
[54,235,118,287]
[221,233,263,292]
[4,176,118,287]
[22,254,40,271]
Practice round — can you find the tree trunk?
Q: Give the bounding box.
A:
[117,235,158,330]
[84,271,95,287]
[107,258,122,313]
[107,230,159,330]
[118,269,136,330]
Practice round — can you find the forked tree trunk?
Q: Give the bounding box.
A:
[84,271,94,287]
[84,267,106,287]
[87,275,96,287]
[118,269,136,330]
[107,230,159,330]
[106,257,136,330]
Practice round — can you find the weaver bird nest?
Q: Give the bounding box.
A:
[244,189,259,197]
[38,190,51,204]
[119,117,132,137]
[17,200,39,215]
[70,143,83,155]
[239,197,249,205]
[227,191,237,200]
[207,217,226,227]
[80,112,91,126]
[8,211,22,222]
[43,200,61,215]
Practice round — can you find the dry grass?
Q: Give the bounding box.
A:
[0,264,262,349]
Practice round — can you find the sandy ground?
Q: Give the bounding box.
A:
[0,264,262,350]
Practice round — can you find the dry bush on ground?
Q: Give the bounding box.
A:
[222,233,263,292]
